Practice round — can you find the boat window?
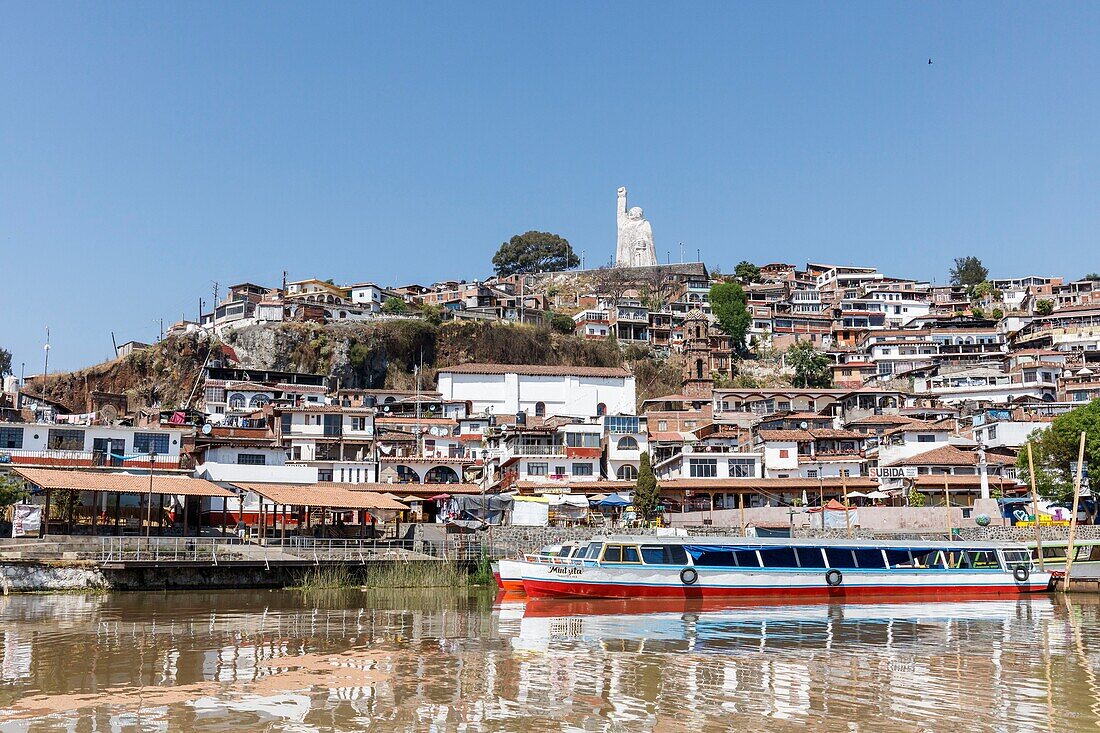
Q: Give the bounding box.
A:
[602,545,622,563]
[824,549,859,569]
[884,549,915,568]
[621,546,641,563]
[958,550,999,569]
[582,543,603,559]
[692,549,760,567]
[667,545,688,565]
[1002,549,1031,568]
[759,547,799,568]
[795,547,827,568]
[642,545,691,565]
[852,550,886,569]
[908,550,940,568]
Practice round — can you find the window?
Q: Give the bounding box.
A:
[616,436,639,450]
[779,449,789,459]
[0,427,23,449]
[617,464,639,480]
[689,458,718,478]
[554,465,567,476]
[657,421,668,431]
[249,394,269,408]
[323,414,342,436]
[528,462,549,476]
[228,393,246,410]
[237,453,267,465]
[728,458,754,478]
[280,413,292,435]
[806,469,818,478]
[351,417,368,431]
[606,416,640,434]
[204,386,226,404]
[47,429,84,451]
[602,545,622,562]
[534,401,546,417]
[565,432,601,448]
[572,463,593,476]
[318,469,333,482]
[596,403,607,417]
[133,433,170,455]
[917,434,936,443]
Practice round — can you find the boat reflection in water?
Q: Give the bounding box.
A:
[509,593,1058,653]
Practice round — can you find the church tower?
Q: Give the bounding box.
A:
[681,309,714,400]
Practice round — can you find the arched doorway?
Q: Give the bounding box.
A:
[425,466,460,484]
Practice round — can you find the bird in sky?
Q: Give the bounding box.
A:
[928,58,933,64]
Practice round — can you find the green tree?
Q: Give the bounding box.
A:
[950,256,989,288]
[785,341,832,388]
[381,297,408,315]
[0,346,11,377]
[549,312,576,335]
[1036,299,1055,316]
[971,281,1002,302]
[1017,400,1100,505]
[0,474,28,508]
[492,231,579,276]
[632,451,659,522]
[734,260,761,284]
[420,303,445,325]
[709,282,751,351]
[991,307,1005,321]
[1085,273,1100,281]
[971,306,986,319]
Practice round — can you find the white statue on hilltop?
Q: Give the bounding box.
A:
[615,186,658,268]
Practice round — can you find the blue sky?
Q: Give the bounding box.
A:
[2,3,1099,372]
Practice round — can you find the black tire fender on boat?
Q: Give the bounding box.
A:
[1013,565,1030,583]
[680,567,699,585]
[825,568,843,587]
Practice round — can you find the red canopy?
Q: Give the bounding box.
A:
[428,493,451,501]
[808,499,851,513]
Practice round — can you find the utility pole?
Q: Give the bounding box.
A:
[43,328,50,376]
[679,242,684,263]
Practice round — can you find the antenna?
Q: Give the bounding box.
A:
[43,327,50,376]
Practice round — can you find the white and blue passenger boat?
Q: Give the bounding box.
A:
[518,536,1053,599]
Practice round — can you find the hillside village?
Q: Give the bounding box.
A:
[2,244,1099,533]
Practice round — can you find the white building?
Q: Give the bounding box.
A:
[436,364,636,419]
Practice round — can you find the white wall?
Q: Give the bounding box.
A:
[438,371,636,418]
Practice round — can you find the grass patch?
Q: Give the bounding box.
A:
[292,560,494,593]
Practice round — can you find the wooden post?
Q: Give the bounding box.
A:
[841,471,852,539]
[739,491,746,537]
[281,505,287,544]
[1027,442,1045,571]
[182,497,189,537]
[1064,431,1087,591]
[221,500,228,537]
[91,490,98,536]
[114,492,121,535]
[43,488,50,537]
[944,478,952,538]
[157,494,164,536]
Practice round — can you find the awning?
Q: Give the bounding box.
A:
[12,468,234,498]
[598,493,632,507]
[229,482,407,510]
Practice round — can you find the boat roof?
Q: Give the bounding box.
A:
[588,535,1032,550]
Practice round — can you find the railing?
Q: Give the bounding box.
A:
[0,449,182,468]
[98,537,247,564]
[95,536,490,564]
[509,445,566,456]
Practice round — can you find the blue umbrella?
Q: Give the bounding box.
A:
[599,493,631,507]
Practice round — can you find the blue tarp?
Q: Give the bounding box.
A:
[598,493,631,507]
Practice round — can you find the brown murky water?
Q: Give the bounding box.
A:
[1,589,1099,732]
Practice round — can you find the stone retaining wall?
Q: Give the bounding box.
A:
[0,561,110,594]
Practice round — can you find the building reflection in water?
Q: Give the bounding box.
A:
[0,591,1098,731]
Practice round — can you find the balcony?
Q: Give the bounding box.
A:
[509,444,566,457]
[0,449,184,470]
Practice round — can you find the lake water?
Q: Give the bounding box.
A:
[1,589,1099,732]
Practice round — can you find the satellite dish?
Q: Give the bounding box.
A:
[382,404,391,412]
[428,404,437,412]
[799,421,809,430]
[201,423,213,435]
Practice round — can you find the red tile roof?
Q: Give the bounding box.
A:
[892,445,1015,467]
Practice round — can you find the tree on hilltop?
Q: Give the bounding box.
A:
[950,257,989,289]
[492,231,579,276]
[0,347,11,378]
[734,261,762,284]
